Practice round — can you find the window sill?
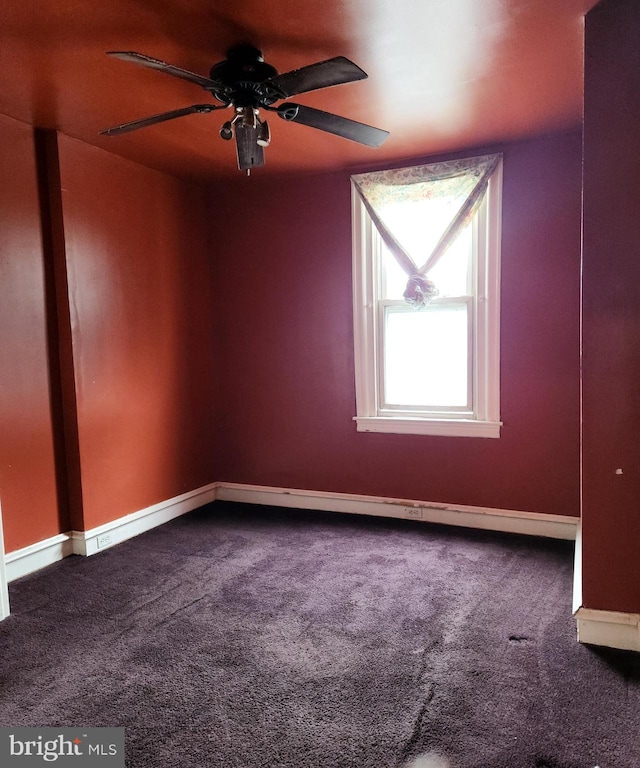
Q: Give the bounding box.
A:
[354,416,502,438]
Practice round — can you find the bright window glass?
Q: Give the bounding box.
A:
[380,224,472,300]
[383,304,469,408]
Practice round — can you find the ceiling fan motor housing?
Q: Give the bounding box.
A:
[209,46,281,107]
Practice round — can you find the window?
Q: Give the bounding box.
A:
[351,155,503,438]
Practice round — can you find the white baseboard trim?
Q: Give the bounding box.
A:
[5,533,74,583]
[215,482,578,540]
[70,482,218,556]
[572,520,640,651]
[572,521,582,614]
[0,502,10,618]
[574,607,640,652]
[3,481,577,593]
[3,483,219,587]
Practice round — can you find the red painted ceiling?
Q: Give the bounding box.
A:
[0,0,597,180]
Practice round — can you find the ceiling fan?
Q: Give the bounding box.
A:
[100,45,390,174]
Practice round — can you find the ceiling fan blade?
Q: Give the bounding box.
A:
[265,56,367,98]
[277,103,389,148]
[106,51,228,93]
[235,123,265,172]
[100,104,219,136]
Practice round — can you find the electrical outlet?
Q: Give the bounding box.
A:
[404,507,423,520]
[96,533,112,550]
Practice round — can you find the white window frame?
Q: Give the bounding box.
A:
[351,158,503,438]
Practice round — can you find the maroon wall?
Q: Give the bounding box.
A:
[211,131,582,517]
[0,115,60,552]
[56,136,219,531]
[1,124,219,550]
[582,0,640,612]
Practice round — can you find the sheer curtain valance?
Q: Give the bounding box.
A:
[352,154,501,308]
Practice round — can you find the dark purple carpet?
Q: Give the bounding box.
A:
[1,502,638,767]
